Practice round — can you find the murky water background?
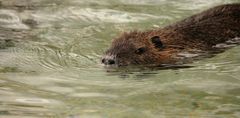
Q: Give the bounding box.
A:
[0,0,240,117]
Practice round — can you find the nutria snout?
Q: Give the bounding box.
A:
[102,4,240,66]
[101,56,116,65]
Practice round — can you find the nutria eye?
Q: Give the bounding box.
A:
[135,47,146,55]
[151,36,164,49]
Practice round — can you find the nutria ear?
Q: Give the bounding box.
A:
[151,36,164,49]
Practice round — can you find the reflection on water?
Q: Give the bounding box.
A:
[0,0,240,117]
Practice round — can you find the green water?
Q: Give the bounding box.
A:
[0,0,240,117]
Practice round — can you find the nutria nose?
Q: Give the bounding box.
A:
[102,58,115,65]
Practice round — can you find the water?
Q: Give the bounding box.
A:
[0,0,240,117]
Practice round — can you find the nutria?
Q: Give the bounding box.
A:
[102,4,240,66]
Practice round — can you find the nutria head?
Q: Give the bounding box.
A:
[102,31,176,66]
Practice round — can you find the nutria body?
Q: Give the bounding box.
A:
[102,4,240,66]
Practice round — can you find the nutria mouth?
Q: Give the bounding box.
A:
[102,4,240,67]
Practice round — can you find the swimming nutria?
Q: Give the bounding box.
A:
[102,4,240,66]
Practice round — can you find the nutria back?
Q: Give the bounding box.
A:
[102,4,240,66]
[163,4,240,49]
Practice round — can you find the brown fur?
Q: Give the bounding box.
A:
[102,4,240,66]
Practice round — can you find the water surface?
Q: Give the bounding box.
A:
[0,0,240,117]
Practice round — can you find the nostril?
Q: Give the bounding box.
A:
[101,59,106,63]
[108,59,115,65]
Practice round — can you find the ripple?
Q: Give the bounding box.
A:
[33,7,161,27]
[171,0,231,10]
[36,47,95,71]
[42,86,74,94]
[70,8,160,23]
[0,10,29,29]
[120,0,166,5]
[0,79,5,83]
[177,52,200,58]
[71,0,110,5]
[0,41,96,73]
[16,98,50,104]
[214,104,240,115]
[70,92,118,98]
[0,47,42,72]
